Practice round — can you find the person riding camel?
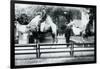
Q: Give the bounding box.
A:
[40,7,47,23]
[38,7,47,32]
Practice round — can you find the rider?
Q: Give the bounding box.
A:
[38,7,47,32]
[40,7,47,23]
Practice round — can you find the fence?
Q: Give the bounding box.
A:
[15,43,95,58]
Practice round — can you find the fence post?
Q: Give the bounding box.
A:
[36,43,38,58]
[38,44,40,58]
[70,43,74,56]
[83,43,85,47]
[36,43,40,58]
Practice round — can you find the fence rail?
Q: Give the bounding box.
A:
[15,43,94,46]
[15,43,95,58]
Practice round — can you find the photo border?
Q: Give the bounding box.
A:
[10,0,97,68]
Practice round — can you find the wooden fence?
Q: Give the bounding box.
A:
[15,43,95,58]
